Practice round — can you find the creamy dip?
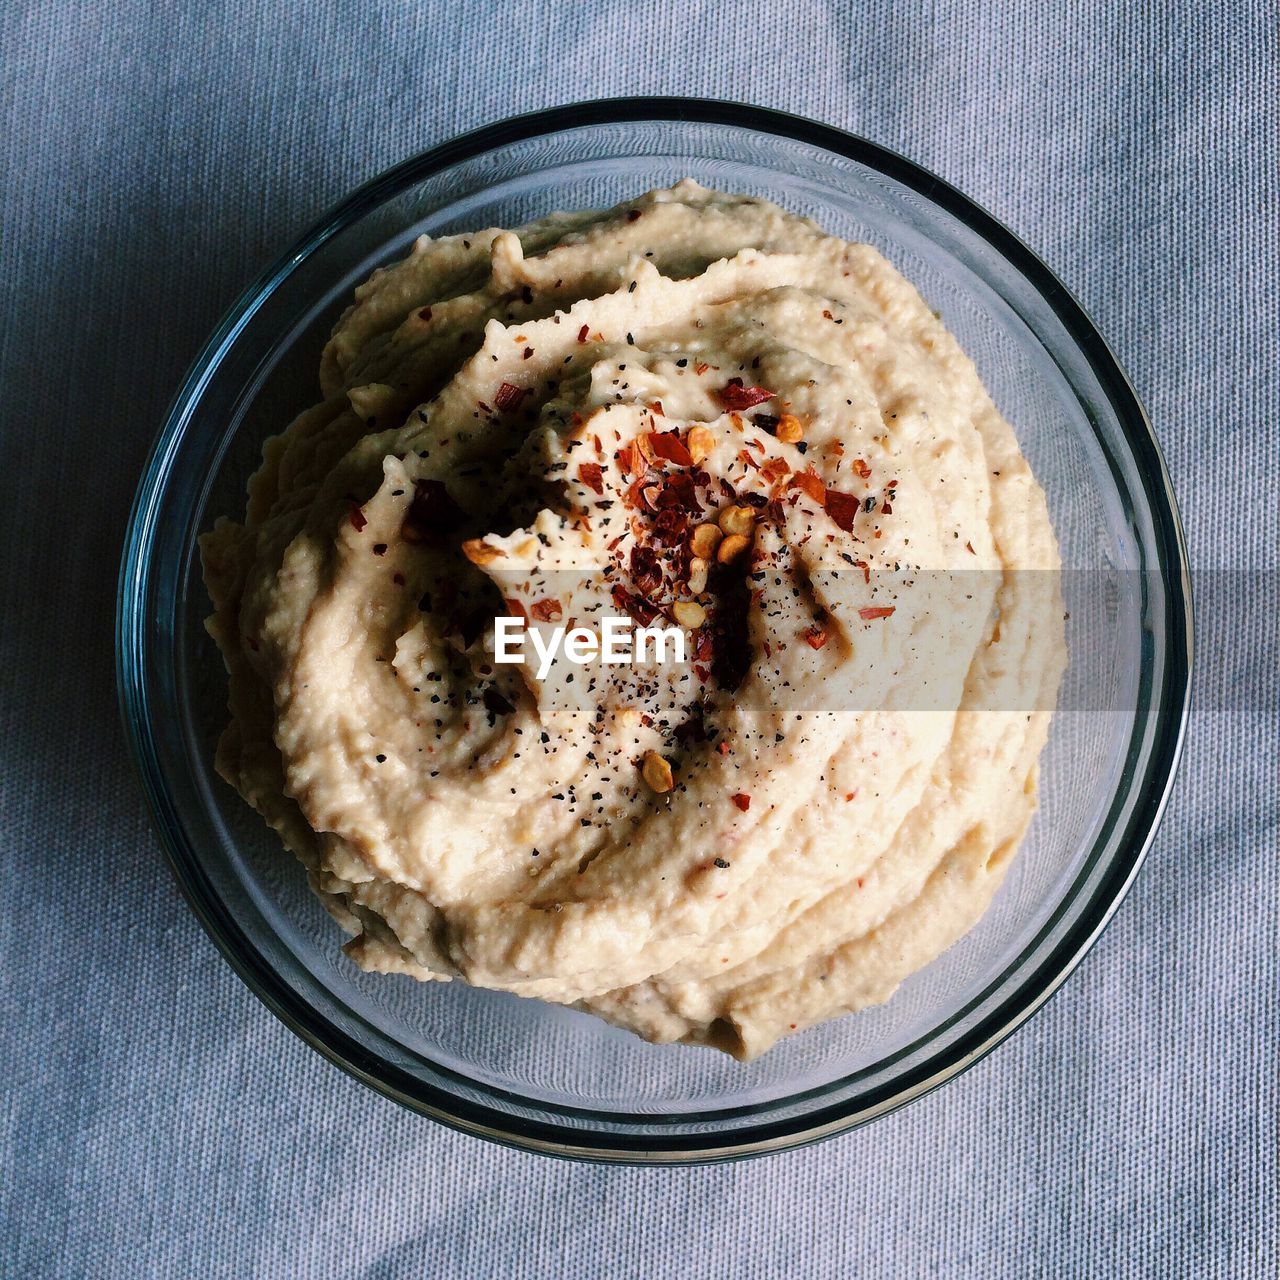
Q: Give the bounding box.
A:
[202,182,1065,1059]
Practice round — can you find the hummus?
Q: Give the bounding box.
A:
[202,181,1065,1060]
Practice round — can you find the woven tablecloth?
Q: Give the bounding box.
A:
[2,2,1275,1274]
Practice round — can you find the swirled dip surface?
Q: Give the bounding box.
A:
[202,182,1065,1059]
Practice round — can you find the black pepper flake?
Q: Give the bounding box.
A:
[713,857,730,869]
[375,754,387,763]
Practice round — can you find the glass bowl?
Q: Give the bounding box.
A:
[117,99,1192,1162]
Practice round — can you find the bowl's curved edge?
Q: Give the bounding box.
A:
[115,96,1194,1163]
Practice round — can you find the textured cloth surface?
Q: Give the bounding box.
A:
[1,2,1275,1276]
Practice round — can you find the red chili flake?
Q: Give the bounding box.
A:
[503,597,529,621]
[845,792,856,802]
[494,382,528,412]
[852,457,872,480]
[617,441,638,477]
[347,502,368,532]
[623,477,650,511]
[717,740,731,755]
[651,508,690,544]
[804,625,829,650]
[716,378,774,412]
[649,431,694,467]
[731,793,751,812]
[737,449,760,472]
[655,471,698,511]
[529,598,562,622]
[965,540,976,554]
[854,558,871,584]
[402,478,464,543]
[629,544,663,596]
[694,361,710,375]
[790,469,826,505]
[650,400,665,416]
[825,489,860,532]
[611,583,658,625]
[880,501,893,515]
[761,457,790,484]
[578,462,605,494]
[858,606,895,621]
[577,324,590,343]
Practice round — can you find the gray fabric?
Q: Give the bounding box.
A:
[1,1,1275,1275]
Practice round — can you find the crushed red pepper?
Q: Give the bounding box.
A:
[716,378,774,412]
[494,382,527,412]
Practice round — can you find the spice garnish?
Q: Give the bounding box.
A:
[494,382,527,412]
[824,489,860,532]
[804,624,829,649]
[648,431,694,467]
[716,378,774,411]
[529,599,562,622]
[775,414,804,444]
[789,469,826,505]
[402,478,464,543]
[642,751,674,794]
[731,793,751,812]
[578,462,605,494]
[858,606,895,620]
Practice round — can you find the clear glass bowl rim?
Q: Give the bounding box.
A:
[116,97,1193,1163]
